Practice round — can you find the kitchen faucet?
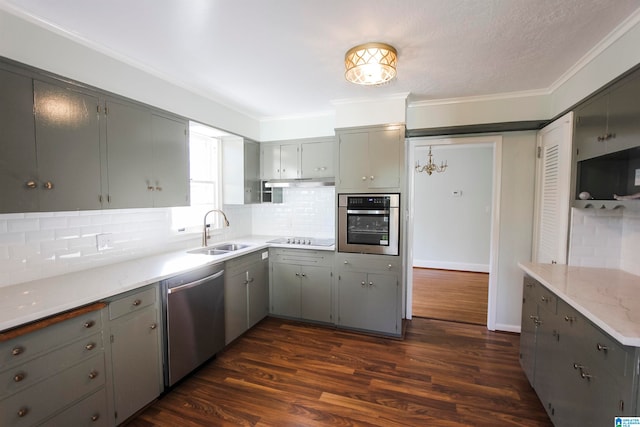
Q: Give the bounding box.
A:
[202,209,230,246]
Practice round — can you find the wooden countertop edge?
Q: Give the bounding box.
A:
[0,301,107,342]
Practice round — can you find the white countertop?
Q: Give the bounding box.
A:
[0,236,335,332]
[519,262,640,347]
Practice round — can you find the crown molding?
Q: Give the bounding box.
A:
[330,92,410,106]
[408,88,549,108]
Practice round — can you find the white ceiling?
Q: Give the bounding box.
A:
[2,0,639,120]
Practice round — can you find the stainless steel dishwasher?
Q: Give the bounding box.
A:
[162,263,225,387]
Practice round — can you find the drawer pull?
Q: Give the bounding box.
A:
[88,370,99,380]
[11,346,24,356]
[17,407,29,417]
[540,296,549,302]
[573,363,584,370]
[563,316,576,323]
[13,372,26,382]
[580,371,592,380]
[150,323,157,330]
[91,414,100,422]
[84,320,95,328]
[132,299,142,306]
[387,264,392,269]
[85,342,96,351]
[596,343,608,352]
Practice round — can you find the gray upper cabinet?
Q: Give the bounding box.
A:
[222,137,260,204]
[34,80,102,211]
[261,143,299,180]
[105,99,153,208]
[575,71,640,161]
[151,113,189,207]
[300,139,335,179]
[0,68,38,213]
[337,126,404,191]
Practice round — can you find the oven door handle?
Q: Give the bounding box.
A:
[346,209,389,215]
[167,270,225,294]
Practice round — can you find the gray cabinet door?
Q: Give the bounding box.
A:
[34,80,102,211]
[248,258,269,328]
[279,144,299,179]
[105,100,153,208]
[607,72,640,156]
[301,141,334,179]
[574,94,608,161]
[225,270,249,345]
[338,132,369,190]
[366,273,398,334]
[533,303,560,418]
[519,279,538,385]
[0,68,38,213]
[271,263,301,318]
[261,144,280,179]
[110,306,162,424]
[151,114,189,207]
[368,128,402,189]
[244,140,261,204]
[337,271,367,330]
[300,265,332,323]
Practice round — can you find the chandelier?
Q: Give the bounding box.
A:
[415,146,448,175]
[344,42,397,85]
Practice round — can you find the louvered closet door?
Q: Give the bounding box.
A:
[533,112,573,264]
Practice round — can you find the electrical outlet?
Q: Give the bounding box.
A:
[96,233,114,251]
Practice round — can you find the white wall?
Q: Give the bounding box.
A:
[0,9,260,140]
[494,132,537,331]
[413,144,492,272]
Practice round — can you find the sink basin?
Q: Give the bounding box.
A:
[187,242,251,256]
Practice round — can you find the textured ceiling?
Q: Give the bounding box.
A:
[1,0,639,119]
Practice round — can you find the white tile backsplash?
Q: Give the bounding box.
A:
[0,188,336,288]
[569,207,640,274]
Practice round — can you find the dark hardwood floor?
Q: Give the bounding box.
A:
[128,317,551,427]
[413,268,489,325]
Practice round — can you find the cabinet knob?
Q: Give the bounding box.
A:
[91,414,100,422]
[150,323,157,330]
[361,176,367,181]
[596,343,608,352]
[369,281,373,287]
[387,264,392,269]
[132,299,142,306]
[580,371,592,380]
[540,296,549,302]
[25,180,38,189]
[370,176,374,180]
[343,260,349,264]
[295,273,300,277]
[573,362,584,370]
[147,186,155,191]
[13,372,26,382]
[12,346,24,356]
[563,316,576,323]
[42,181,54,190]
[85,342,96,351]
[301,273,306,277]
[361,281,366,287]
[155,186,162,191]
[17,407,29,418]
[84,320,95,328]
[88,370,99,380]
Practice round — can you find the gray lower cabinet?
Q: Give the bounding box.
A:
[520,275,639,425]
[336,253,401,336]
[269,248,333,324]
[0,304,108,427]
[107,285,163,424]
[225,250,269,345]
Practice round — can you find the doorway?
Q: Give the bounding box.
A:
[405,136,502,330]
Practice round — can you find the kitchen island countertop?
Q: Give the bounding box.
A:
[519,262,640,347]
[0,235,335,332]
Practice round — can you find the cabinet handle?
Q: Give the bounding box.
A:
[301,273,306,277]
[295,273,300,277]
[580,371,592,380]
[13,372,26,382]
[132,299,142,306]
[563,316,576,323]
[369,281,373,287]
[370,176,374,180]
[12,346,24,356]
[84,320,95,328]
[91,414,100,422]
[361,176,367,181]
[525,282,533,288]
[155,186,162,191]
[540,295,549,302]
[88,370,99,380]
[25,180,38,189]
[344,260,349,264]
[573,363,584,370]
[17,407,29,418]
[387,264,392,269]
[85,342,96,351]
[596,343,608,352]
[361,281,366,287]
[42,181,54,190]
[147,186,155,191]
[150,323,157,330]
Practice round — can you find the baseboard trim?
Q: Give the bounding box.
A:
[413,260,490,273]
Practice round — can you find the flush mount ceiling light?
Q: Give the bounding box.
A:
[344,42,397,85]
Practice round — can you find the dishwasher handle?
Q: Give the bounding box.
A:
[167,270,224,295]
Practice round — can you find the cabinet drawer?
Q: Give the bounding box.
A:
[0,311,103,368]
[226,250,265,275]
[0,333,103,398]
[536,285,557,315]
[582,321,629,379]
[0,353,106,427]
[40,388,108,427]
[270,248,333,267]
[109,286,156,320]
[338,254,400,273]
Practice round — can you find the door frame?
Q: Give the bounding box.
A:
[405,135,503,330]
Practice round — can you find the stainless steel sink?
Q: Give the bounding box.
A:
[187,243,251,255]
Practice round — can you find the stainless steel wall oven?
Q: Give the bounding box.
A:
[338,193,400,256]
